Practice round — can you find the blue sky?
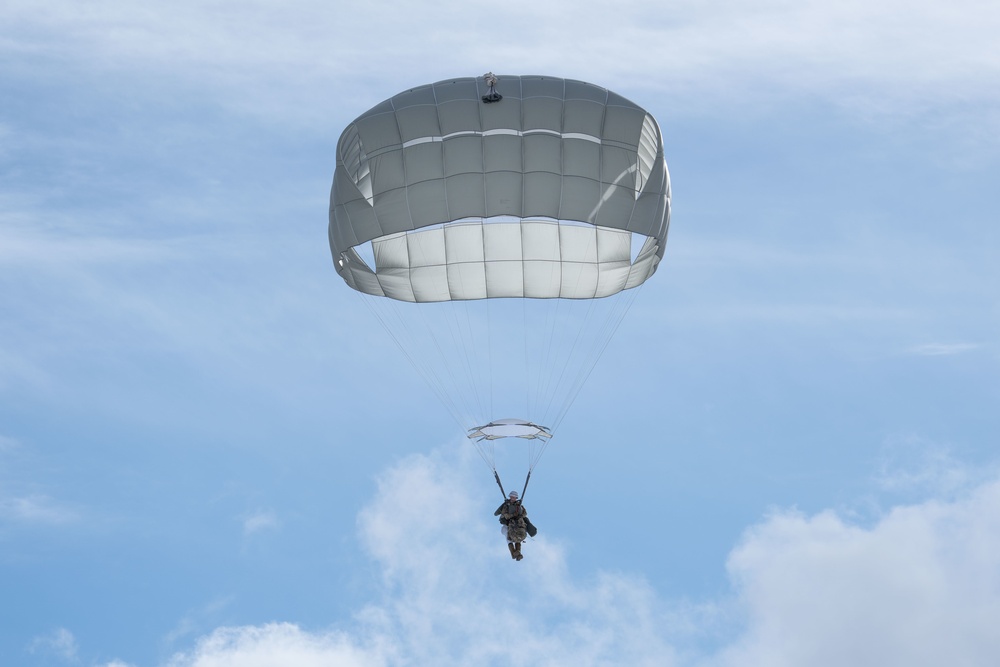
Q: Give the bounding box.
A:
[2,1,999,665]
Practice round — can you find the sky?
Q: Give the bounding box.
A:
[1,0,999,665]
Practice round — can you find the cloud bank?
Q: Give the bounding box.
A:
[713,481,1000,667]
[162,443,1000,667]
[2,0,998,122]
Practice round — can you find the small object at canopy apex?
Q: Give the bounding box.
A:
[481,71,502,103]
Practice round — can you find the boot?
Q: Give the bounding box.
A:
[514,542,523,561]
[508,543,518,559]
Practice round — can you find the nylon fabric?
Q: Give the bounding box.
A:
[330,75,670,303]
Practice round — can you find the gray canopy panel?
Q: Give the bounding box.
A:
[329,75,671,302]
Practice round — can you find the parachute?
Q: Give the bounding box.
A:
[329,74,670,489]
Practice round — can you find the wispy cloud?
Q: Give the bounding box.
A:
[28,627,78,661]
[0,494,78,525]
[0,214,328,405]
[0,222,180,268]
[906,342,981,356]
[164,596,236,646]
[242,509,278,536]
[2,0,998,124]
[165,442,1000,667]
[873,434,992,499]
[0,433,20,453]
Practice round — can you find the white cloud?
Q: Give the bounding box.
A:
[169,444,683,666]
[907,342,981,356]
[712,480,1000,667]
[873,435,988,498]
[242,510,278,536]
[165,442,1000,667]
[165,597,236,646]
[29,627,79,661]
[0,442,82,531]
[165,623,385,667]
[0,494,77,524]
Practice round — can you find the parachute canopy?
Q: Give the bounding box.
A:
[330,75,670,303]
[328,75,671,477]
